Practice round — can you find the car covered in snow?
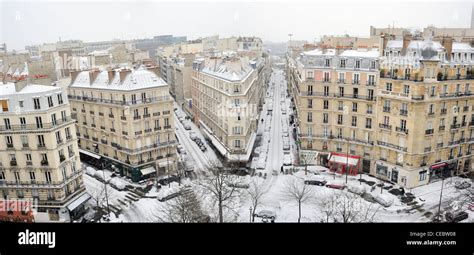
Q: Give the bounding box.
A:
[373,194,394,207]
[283,153,292,166]
[94,170,112,183]
[454,180,471,190]
[86,167,97,176]
[283,139,290,150]
[346,184,367,195]
[189,131,198,141]
[158,175,180,186]
[256,157,266,170]
[325,181,345,190]
[304,176,327,186]
[109,178,126,191]
[183,122,192,130]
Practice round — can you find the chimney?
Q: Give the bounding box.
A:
[88,69,100,85]
[69,70,81,84]
[119,68,131,83]
[402,32,412,56]
[107,68,115,84]
[441,36,454,61]
[147,66,160,76]
[14,79,27,92]
[380,33,395,57]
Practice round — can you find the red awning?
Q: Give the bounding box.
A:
[430,162,447,170]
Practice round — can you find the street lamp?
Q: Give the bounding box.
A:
[345,138,349,184]
[249,207,252,223]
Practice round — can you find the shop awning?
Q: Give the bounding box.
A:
[430,162,447,170]
[66,193,91,212]
[158,161,174,168]
[140,167,156,176]
[79,149,101,159]
[328,153,359,166]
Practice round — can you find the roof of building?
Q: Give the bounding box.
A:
[0,82,59,96]
[70,68,167,91]
[198,57,255,82]
[339,49,379,58]
[386,40,444,51]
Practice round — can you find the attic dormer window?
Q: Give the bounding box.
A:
[340,59,346,68]
[325,59,330,67]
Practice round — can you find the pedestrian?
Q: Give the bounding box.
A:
[400,187,405,196]
[280,165,283,173]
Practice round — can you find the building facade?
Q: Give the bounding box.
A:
[191,55,265,162]
[68,67,177,182]
[288,36,474,188]
[0,81,87,222]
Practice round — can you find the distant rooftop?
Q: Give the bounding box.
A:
[0,82,59,97]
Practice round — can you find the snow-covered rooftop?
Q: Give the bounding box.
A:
[339,49,379,58]
[0,82,59,96]
[386,40,444,51]
[197,57,256,82]
[70,68,167,91]
[301,49,336,56]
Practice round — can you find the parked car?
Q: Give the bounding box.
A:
[325,181,345,190]
[200,145,207,152]
[85,167,97,176]
[445,211,469,223]
[304,176,327,186]
[454,180,471,190]
[347,184,367,195]
[283,140,290,150]
[254,210,276,222]
[374,194,394,207]
[189,132,198,141]
[283,153,292,166]
[361,192,377,203]
[158,175,180,185]
[183,122,191,130]
[257,157,266,170]
[109,178,126,191]
[178,117,184,123]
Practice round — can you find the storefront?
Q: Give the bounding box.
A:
[328,153,360,176]
[429,161,454,182]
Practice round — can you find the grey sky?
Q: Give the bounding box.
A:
[1,0,472,50]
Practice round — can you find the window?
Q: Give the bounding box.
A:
[307,99,313,108]
[323,86,329,96]
[323,100,329,109]
[57,93,63,104]
[45,171,52,183]
[383,116,390,125]
[131,94,137,104]
[21,135,28,146]
[428,104,435,114]
[340,59,346,68]
[47,96,53,107]
[368,75,375,85]
[337,115,343,125]
[352,102,357,112]
[51,114,57,126]
[339,87,344,97]
[19,117,26,129]
[323,72,330,82]
[37,135,45,147]
[366,118,372,129]
[355,60,360,69]
[4,118,11,130]
[0,100,8,112]
[19,100,24,108]
[61,110,67,122]
[351,116,357,127]
[307,71,313,79]
[338,101,343,111]
[400,119,407,130]
[323,113,328,123]
[404,85,410,94]
[141,92,146,102]
[5,135,13,145]
[443,84,448,94]
[371,61,376,69]
[367,104,373,114]
[307,85,313,95]
[368,89,374,100]
[33,98,41,110]
[325,59,330,67]
[234,140,241,148]
[26,153,32,162]
[307,112,312,122]
[29,171,36,181]
[56,131,62,143]
[353,87,358,98]
[65,127,71,139]
[353,73,360,84]
[430,86,436,96]
[233,127,242,135]
[386,82,392,91]
[338,73,345,83]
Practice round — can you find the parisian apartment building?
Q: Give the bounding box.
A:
[0,79,87,222]
[191,53,266,163]
[287,33,474,188]
[68,66,177,182]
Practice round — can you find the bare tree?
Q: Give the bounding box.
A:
[247,179,267,222]
[282,178,313,223]
[88,184,106,210]
[156,189,209,223]
[318,192,379,223]
[198,163,242,223]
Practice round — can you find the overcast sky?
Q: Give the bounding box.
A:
[0,0,472,50]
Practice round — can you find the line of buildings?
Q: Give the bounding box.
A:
[287,28,474,188]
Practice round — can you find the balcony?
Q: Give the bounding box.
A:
[83,134,90,139]
[6,143,14,149]
[135,131,143,136]
[133,116,141,120]
[10,160,17,166]
[100,126,106,130]
[143,114,151,118]
[411,95,424,100]
[379,123,392,130]
[101,139,108,145]
[26,161,33,166]
[441,108,447,115]
[109,114,114,118]
[337,79,345,84]
[154,127,162,131]
[427,111,435,117]
[395,127,408,134]
[424,147,432,153]
[37,143,46,148]
[92,137,98,142]
[57,139,63,145]
[110,128,116,132]
[99,112,104,116]
[82,122,88,126]
[461,122,467,127]
[164,125,172,129]
[66,135,73,141]
[352,80,360,85]
[153,112,160,117]
[365,125,372,129]
[366,110,373,114]
[439,125,446,131]
[163,111,171,115]
[144,128,152,133]
[451,124,460,129]
[41,160,49,166]
[91,123,96,128]
[399,110,408,116]
[121,116,127,121]
[81,109,86,113]
[377,141,407,152]
[437,142,443,148]
[89,111,95,115]
[383,107,391,113]
[425,129,434,135]
[367,81,376,86]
